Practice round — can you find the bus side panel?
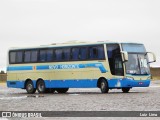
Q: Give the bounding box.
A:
[44,79,98,88]
[7,80,25,88]
[6,79,98,88]
[6,61,109,89]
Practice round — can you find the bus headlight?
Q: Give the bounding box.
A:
[147,76,152,79]
[126,76,134,80]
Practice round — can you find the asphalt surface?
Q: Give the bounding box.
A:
[0,80,160,120]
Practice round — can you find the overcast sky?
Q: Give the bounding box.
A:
[0,0,160,71]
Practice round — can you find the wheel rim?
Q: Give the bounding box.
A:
[27,84,33,91]
[101,82,105,90]
[38,83,44,92]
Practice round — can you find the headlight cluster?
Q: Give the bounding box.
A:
[125,76,134,80]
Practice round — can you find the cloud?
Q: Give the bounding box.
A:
[0,0,160,69]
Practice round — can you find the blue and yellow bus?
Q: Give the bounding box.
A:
[7,41,156,94]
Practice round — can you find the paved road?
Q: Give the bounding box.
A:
[0,81,160,119]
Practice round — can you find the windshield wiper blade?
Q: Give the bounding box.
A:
[141,73,149,75]
[131,73,149,75]
[131,73,138,75]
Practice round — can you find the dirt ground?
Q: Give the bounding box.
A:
[0,81,160,120]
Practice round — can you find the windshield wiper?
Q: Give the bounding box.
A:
[141,73,149,75]
[131,73,139,75]
[131,73,149,75]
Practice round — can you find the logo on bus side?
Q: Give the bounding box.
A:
[49,64,79,69]
[47,63,107,73]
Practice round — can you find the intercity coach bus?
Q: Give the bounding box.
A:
[7,41,156,94]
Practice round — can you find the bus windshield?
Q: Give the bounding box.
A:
[122,43,150,75]
[125,53,150,75]
[122,43,146,53]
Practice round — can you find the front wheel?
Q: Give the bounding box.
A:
[122,88,130,93]
[100,79,109,93]
[26,81,36,94]
[56,88,69,93]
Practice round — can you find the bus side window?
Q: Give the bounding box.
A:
[63,48,70,61]
[55,49,63,61]
[79,47,87,60]
[46,49,54,62]
[24,51,31,63]
[89,47,98,59]
[10,52,16,64]
[16,51,23,63]
[98,46,105,59]
[71,48,79,60]
[40,50,46,62]
[31,50,38,62]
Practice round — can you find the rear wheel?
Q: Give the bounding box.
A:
[56,88,69,93]
[122,88,130,93]
[37,80,46,93]
[26,81,36,94]
[100,79,109,93]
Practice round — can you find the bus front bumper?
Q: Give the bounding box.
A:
[108,78,150,88]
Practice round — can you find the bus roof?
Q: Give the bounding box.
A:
[9,40,143,50]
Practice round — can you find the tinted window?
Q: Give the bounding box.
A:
[46,49,54,61]
[24,51,31,62]
[88,45,105,60]
[122,43,146,53]
[89,46,98,59]
[55,49,62,61]
[98,46,105,59]
[40,50,46,62]
[31,50,38,62]
[16,51,23,63]
[71,48,79,60]
[79,47,87,60]
[9,45,105,64]
[107,44,123,76]
[63,48,70,60]
[10,52,16,63]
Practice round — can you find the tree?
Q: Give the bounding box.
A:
[0,70,5,74]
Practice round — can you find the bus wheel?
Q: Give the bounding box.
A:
[100,79,109,93]
[26,81,36,94]
[37,80,46,93]
[56,88,69,93]
[122,88,130,93]
[45,88,55,93]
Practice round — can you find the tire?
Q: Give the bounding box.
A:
[37,80,46,93]
[56,88,69,93]
[122,88,130,93]
[26,81,36,94]
[45,88,56,93]
[100,79,109,93]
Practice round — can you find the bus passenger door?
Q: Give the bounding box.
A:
[114,55,124,76]
[106,44,124,77]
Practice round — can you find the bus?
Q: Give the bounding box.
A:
[7,41,156,94]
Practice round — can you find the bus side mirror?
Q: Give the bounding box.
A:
[121,51,128,62]
[145,52,156,63]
